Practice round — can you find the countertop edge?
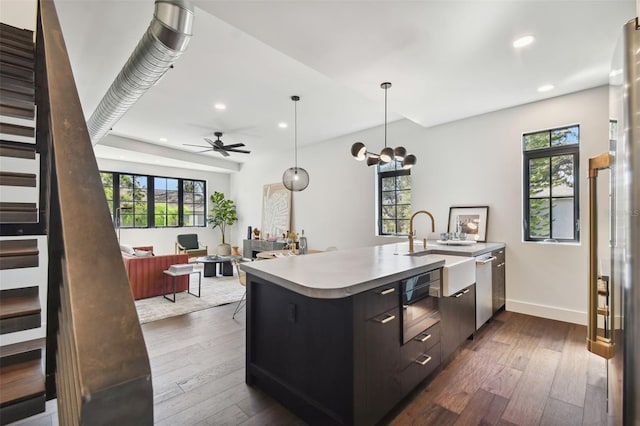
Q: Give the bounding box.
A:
[243,259,445,299]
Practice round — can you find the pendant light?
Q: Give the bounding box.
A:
[282,95,310,191]
[350,82,417,169]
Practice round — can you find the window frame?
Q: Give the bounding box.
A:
[522,125,580,242]
[100,171,207,228]
[378,164,412,236]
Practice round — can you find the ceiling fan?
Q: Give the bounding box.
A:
[183,132,251,157]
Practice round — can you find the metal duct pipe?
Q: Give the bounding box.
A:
[87,0,193,144]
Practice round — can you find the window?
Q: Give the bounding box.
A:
[154,177,179,227]
[378,161,411,235]
[183,180,206,226]
[100,171,206,228]
[523,125,580,242]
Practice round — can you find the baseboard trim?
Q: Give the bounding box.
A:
[506,299,587,325]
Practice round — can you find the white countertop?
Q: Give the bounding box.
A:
[240,241,506,299]
[240,244,447,299]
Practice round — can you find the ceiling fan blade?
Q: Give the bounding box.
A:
[184,144,212,148]
[226,148,251,154]
[222,143,245,149]
[204,138,217,147]
[214,147,230,157]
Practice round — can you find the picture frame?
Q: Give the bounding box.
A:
[261,183,291,240]
[447,206,489,242]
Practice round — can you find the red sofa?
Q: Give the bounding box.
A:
[121,245,190,300]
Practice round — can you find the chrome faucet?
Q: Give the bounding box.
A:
[408,210,435,253]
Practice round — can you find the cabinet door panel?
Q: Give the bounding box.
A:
[363,307,401,424]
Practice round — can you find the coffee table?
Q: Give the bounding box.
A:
[196,255,241,277]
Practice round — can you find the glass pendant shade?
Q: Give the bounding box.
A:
[283,167,310,191]
[351,142,367,161]
[402,154,417,169]
[379,147,394,163]
[394,146,406,161]
[283,95,309,191]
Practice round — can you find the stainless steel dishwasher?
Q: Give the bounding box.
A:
[475,253,496,329]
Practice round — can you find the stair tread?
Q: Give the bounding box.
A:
[0,240,38,257]
[0,122,35,136]
[0,43,35,60]
[0,294,40,320]
[0,358,45,406]
[0,75,35,95]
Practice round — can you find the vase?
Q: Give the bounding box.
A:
[231,246,240,256]
[217,243,231,256]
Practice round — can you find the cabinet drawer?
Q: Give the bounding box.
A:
[363,283,399,318]
[399,322,440,367]
[397,342,441,395]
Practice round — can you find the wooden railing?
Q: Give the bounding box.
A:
[36,0,153,423]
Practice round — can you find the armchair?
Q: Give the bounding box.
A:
[176,234,208,259]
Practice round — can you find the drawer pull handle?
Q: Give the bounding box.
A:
[376,314,396,324]
[416,333,431,342]
[462,289,470,294]
[380,288,395,295]
[455,292,463,298]
[415,355,432,366]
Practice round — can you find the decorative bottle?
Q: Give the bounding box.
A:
[299,229,308,255]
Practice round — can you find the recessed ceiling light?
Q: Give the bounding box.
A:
[214,103,226,110]
[159,137,168,142]
[513,35,535,48]
[278,122,288,128]
[537,84,554,92]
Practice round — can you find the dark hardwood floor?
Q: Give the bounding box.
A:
[11,304,607,425]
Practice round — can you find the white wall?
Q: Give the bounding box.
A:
[231,86,610,325]
[97,158,231,255]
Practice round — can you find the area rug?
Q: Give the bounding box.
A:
[134,273,245,324]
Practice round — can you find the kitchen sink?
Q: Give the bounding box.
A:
[405,251,475,296]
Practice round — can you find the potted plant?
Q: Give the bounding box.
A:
[207,191,238,255]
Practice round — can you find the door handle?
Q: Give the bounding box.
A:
[587,152,614,359]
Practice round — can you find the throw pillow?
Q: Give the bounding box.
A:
[119,243,135,255]
[134,249,153,257]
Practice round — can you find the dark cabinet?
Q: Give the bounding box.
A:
[492,249,506,313]
[247,273,442,426]
[440,284,476,361]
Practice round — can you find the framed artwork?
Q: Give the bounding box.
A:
[447,206,489,242]
[261,183,291,240]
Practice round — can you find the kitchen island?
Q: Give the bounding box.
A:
[240,241,505,425]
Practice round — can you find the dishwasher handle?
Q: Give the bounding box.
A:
[476,256,496,266]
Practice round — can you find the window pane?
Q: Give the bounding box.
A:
[551,126,579,146]
[529,158,550,197]
[397,175,411,190]
[552,198,574,239]
[529,198,550,238]
[381,191,395,205]
[397,205,411,219]
[397,220,410,234]
[382,206,395,219]
[382,220,396,234]
[397,190,411,205]
[524,131,549,151]
[382,177,396,191]
[551,155,574,197]
[379,161,397,172]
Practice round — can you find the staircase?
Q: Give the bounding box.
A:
[0,22,47,424]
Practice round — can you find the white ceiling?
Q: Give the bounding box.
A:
[4,0,636,172]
